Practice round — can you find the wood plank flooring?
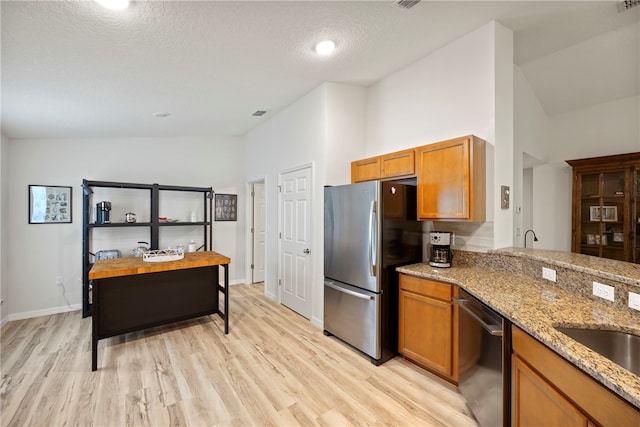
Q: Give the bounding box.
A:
[1,283,477,426]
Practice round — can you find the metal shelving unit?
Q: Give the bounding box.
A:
[81,179,214,317]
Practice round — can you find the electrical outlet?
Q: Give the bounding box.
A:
[542,267,556,282]
[55,276,64,286]
[592,281,615,302]
[629,292,640,311]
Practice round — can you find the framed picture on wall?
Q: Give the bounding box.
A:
[29,185,72,224]
[214,193,237,221]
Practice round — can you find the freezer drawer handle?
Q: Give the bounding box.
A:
[326,282,374,301]
[453,297,503,336]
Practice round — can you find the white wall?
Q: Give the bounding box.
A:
[514,66,550,248]
[6,136,245,319]
[244,82,367,327]
[365,21,507,251]
[366,23,497,153]
[325,83,367,186]
[492,22,515,249]
[548,96,640,161]
[0,134,9,326]
[244,85,328,326]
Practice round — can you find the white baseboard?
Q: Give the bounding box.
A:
[6,304,82,323]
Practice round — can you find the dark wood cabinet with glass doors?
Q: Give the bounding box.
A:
[567,153,640,263]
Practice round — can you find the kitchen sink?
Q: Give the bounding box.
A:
[555,326,640,376]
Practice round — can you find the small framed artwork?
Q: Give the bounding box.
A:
[214,193,237,221]
[589,206,601,221]
[613,232,624,242]
[601,206,618,222]
[587,234,595,245]
[29,185,72,224]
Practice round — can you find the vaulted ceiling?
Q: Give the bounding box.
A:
[2,1,638,139]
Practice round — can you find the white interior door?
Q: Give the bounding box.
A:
[252,181,266,283]
[279,166,312,319]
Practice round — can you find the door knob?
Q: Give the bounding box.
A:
[303,248,311,254]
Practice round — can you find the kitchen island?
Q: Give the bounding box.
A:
[398,248,640,412]
[89,251,231,371]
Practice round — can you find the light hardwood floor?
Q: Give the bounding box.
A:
[1,283,477,427]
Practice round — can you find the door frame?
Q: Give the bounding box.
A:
[277,162,314,307]
[245,177,267,287]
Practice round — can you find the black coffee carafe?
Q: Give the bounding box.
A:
[96,201,112,224]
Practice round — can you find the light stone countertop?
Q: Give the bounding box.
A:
[397,253,640,409]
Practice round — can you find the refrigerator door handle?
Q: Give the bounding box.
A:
[369,200,377,276]
[325,282,374,300]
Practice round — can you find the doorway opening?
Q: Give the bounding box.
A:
[251,181,266,284]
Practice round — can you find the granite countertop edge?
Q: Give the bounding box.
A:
[397,261,640,410]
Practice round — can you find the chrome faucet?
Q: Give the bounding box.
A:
[524,229,538,248]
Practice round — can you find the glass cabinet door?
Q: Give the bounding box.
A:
[579,173,601,257]
[635,169,640,263]
[579,171,627,261]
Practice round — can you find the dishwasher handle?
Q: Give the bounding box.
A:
[454,297,503,337]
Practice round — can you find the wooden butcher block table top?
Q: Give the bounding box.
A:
[89,251,231,280]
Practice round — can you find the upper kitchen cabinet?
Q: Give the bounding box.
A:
[567,152,640,263]
[416,135,486,221]
[351,148,415,183]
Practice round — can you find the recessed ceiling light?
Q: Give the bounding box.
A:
[95,0,130,11]
[153,112,170,118]
[314,40,336,55]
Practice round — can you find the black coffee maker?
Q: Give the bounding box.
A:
[428,231,453,268]
[96,201,112,224]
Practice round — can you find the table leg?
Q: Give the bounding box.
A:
[92,280,98,371]
[224,264,229,334]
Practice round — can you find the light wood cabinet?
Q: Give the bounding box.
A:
[566,152,640,263]
[351,148,415,183]
[512,356,587,427]
[415,135,486,221]
[351,156,381,183]
[511,325,640,427]
[398,274,458,382]
[381,149,415,178]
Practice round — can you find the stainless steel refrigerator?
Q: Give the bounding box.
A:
[324,179,422,365]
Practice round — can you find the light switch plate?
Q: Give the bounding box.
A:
[501,185,510,209]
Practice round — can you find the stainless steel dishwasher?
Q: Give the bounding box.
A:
[454,289,511,427]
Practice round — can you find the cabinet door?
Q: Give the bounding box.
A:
[635,168,640,263]
[399,287,453,377]
[573,169,630,262]
[416,136,485,221]
[512,355,587,427]
[381,149,415,178]
[351,156,381,183]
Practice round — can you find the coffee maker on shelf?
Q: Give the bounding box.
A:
[96,201,112,224]
[428,231,454,268]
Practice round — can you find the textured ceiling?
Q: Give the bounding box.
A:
[1,1,638,139]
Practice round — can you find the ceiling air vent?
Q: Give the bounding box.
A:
[618,0,640,11]
[252,110,268,117]
[393,0,421,10]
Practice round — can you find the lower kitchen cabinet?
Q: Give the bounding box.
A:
[512,356,587,426]
[398,274,458,382]
[511,325,640,427]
